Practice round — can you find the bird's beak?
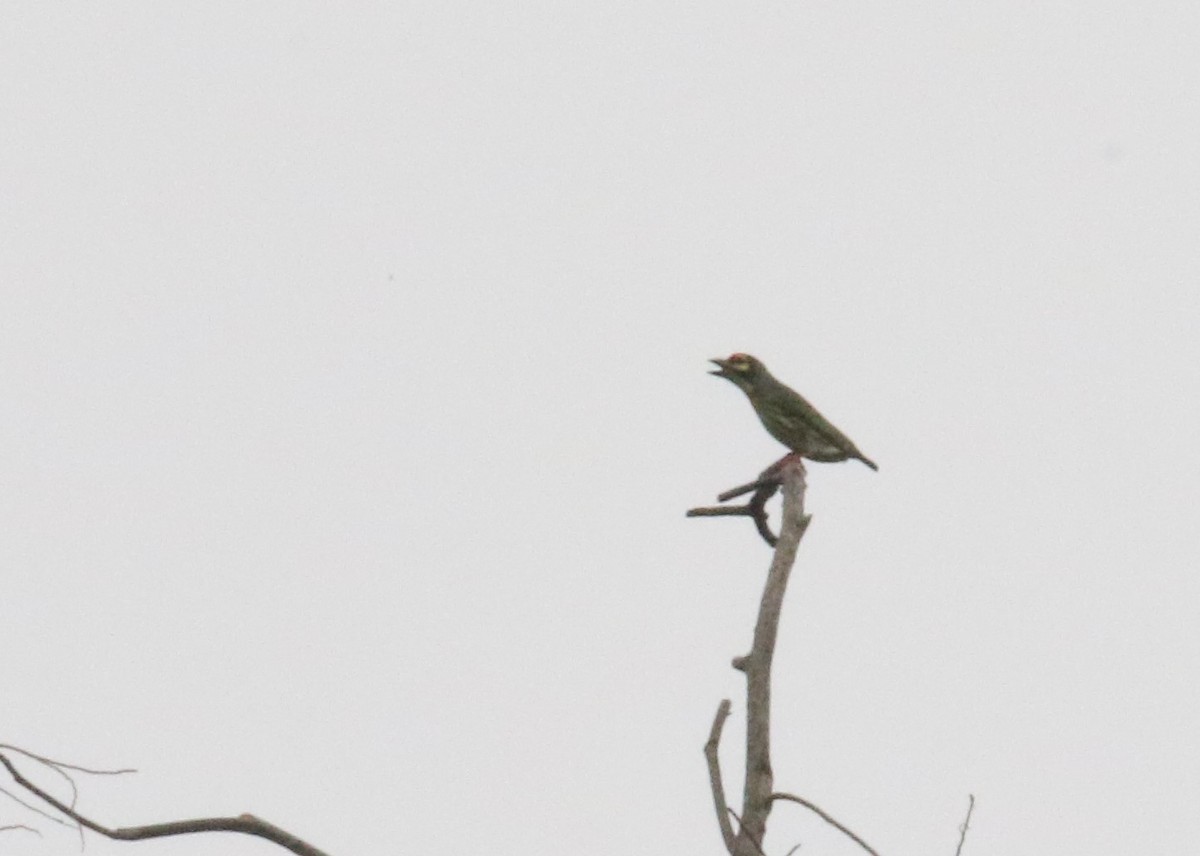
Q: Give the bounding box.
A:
[709,358,731,378]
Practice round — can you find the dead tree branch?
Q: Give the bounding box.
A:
[0,742,133,849]
[0,823,40,836]
[770,792,881,856]
[705,700,737,853]
[692,457,883,856]
[0,751,329,856]
[732,458,810,855]
[686,456,795,547]
[693,457,812,856]
[954,794,975,856]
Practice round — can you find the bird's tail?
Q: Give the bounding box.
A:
[858,454,879,472]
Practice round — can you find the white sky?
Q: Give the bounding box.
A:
[3,3,1200,855]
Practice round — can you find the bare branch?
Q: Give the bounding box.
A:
[0,743,113,849]
[686,490,779,546]
[686,457,791,547]
[0,752,329,856]
[687,506,760,518]
[732,458,810,855]
[770,792,881,856]
[0,745,136,777]
[717,474,780,503]
[695,454,889,856]
[0,784,74,829]
[954,794,975,856]
[0,822,42,836]
[705,700,737,854]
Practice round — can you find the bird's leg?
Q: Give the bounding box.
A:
[766,451,804,474]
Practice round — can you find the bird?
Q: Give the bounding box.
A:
[710,353,878,471]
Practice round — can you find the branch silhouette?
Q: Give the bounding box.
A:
[691,457,881,856]
[771,791,881,856]
[686,456,797,547]
[955,794,976,856]
[0,750,329,856]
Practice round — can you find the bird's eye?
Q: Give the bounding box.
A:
[729,354,751,371]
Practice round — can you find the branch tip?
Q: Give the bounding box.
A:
[704,701,737,854]
[954,794,976,856]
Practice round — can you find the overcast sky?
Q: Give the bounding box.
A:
[4,3,1200,855]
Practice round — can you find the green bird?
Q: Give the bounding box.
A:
[710,353,878,471]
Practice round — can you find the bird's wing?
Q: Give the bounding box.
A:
[783,387,857,446]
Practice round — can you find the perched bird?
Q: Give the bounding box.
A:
[710,353,878,471]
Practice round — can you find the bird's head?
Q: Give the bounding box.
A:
[709,352,766,393]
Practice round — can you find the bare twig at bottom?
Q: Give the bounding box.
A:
[0,752,329,856]
[954,794,976,856]
[770,792,881,856]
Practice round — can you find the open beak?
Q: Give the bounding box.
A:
[709,358,731,378]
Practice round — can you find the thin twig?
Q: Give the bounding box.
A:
[4,748,78,847]
[0,822,42,836]
[718,474,779,503]
[770,792,881,856]
[686,502,777,547]
[0,743,137,850]
[688,506,759,518]
[0,784,74,828]
[2,746,79,819]
[705,700,737,854]
[0,745,136,776]
[954,794,975,856]
[0,753,329,856]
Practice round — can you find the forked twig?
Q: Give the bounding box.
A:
[0,752,329,856]
[0,744,136,777]
[687,456,795,546]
